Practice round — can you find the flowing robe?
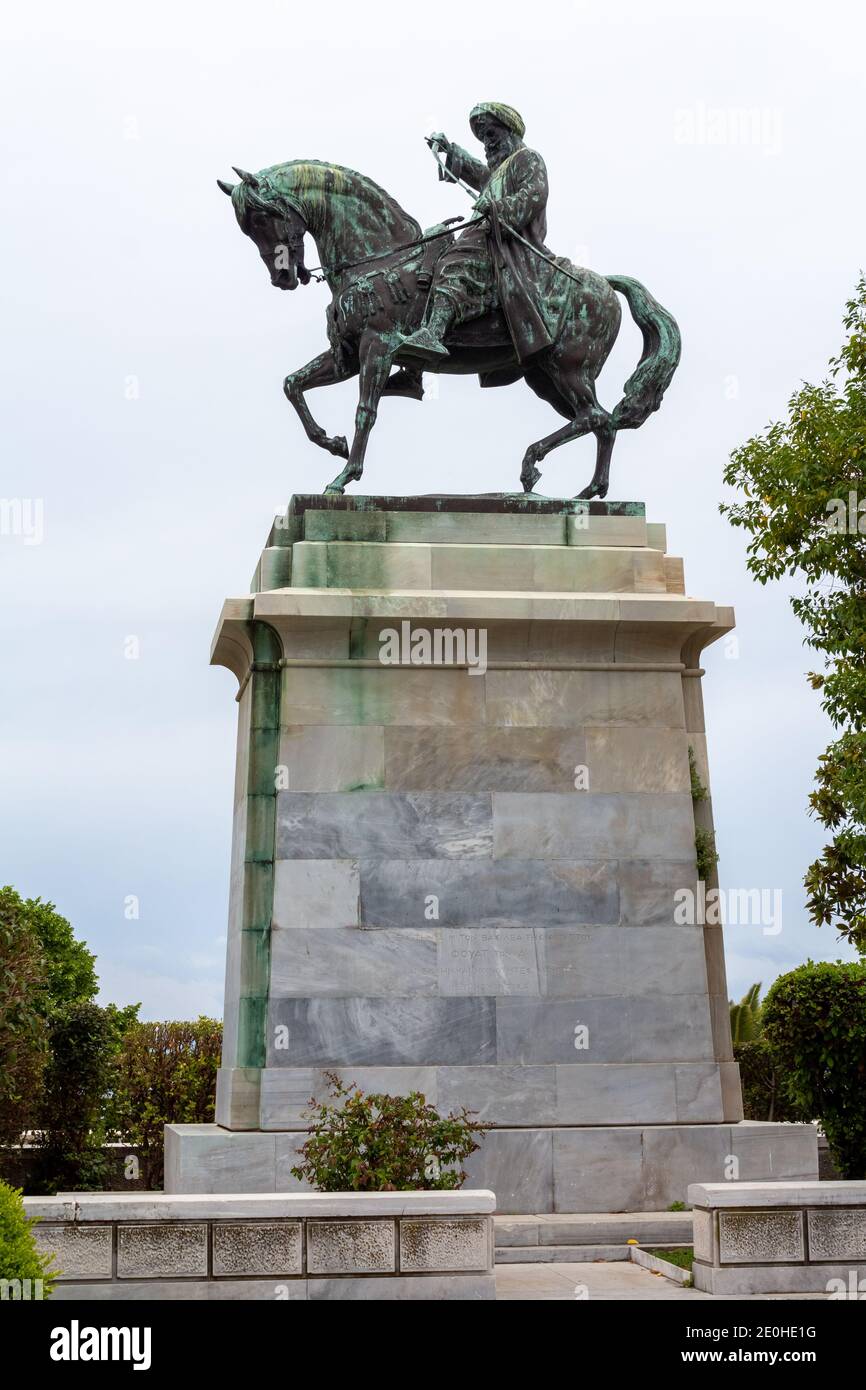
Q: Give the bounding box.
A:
[437,142,555,362]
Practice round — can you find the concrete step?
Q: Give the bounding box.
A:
[495,1211,693,1258]
[495,1242,690,1265]
[497,1243,628,1264]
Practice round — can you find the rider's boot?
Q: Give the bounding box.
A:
[398,294,455,364]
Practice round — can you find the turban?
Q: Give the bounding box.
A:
[469,103,526,140]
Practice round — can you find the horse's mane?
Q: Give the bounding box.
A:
[240,159,421,239]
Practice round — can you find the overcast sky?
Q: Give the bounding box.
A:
[2,0,863,1019]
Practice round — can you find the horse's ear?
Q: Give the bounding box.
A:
[232,167,260,189]
[217,179,236,196]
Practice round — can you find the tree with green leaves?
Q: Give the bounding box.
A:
[33,1001,139,1194]
[722,277,866,951]
[0,885,140,1188]
[729,982,763,1044]
[0,892,49,1150]
[0,886,97,1013]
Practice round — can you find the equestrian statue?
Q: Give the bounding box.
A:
[217,102,681,498]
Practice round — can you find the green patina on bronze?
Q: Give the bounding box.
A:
[287,494,646,519]
[236,620,281,1071]
[218,105,682,502]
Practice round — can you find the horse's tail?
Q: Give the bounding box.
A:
[605,274,681,430]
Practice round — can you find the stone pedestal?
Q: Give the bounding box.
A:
[166,494,817,1211]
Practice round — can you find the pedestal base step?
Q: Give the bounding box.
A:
[166,1121,818,1214]
[495,1209,693,1264]
[495,1244,688,1265]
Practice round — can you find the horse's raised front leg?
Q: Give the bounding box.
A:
[324,332,394,494]
[283,350,355,459]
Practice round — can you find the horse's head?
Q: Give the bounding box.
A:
[217,168,311,291]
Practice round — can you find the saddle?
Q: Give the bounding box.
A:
[418,223,514,352]
[382,223,523,398]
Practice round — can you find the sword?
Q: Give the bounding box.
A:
[425,135,586,288]
[425,136,480,201]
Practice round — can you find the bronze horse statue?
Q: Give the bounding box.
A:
[217,160,680,497]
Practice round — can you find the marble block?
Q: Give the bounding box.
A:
[212,1222,302,1276]
[399,1218,490,1272]
[718,1210,805,1264]
[33,1225,112,1281]
[807,1207,866,1261]
[117,1224,208,1279]
[306,1220,395,1274]
[267,996,497,1067]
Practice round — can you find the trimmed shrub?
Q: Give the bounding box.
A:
[291,1073,486,1192]
[108,1018,222,1188]
[762,960,866,1177]
[0,1180,56,1296]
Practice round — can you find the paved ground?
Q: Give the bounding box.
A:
[497,1260,704,1300]
[496,1262,822,1301]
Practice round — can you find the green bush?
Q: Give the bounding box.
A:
[0,1181,56,1297]
[0,893,49,1154]
[291,1073,486,1192]
[762,960,866,1177]
[108,1018,222,1189]
[734,1038,810,1123]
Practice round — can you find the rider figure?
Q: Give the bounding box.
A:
[400,102,554,365]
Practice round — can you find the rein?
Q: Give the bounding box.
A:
[306,216,475,282]
[304,140,590,291]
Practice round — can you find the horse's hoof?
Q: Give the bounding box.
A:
[520,453,542,493]
[575,482,609,501]
[327,435,349,459]
[323,482,345,495]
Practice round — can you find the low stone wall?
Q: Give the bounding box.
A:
[688,1180,866,1294]
[24,1191,495,1300]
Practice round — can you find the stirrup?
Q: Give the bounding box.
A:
[397,328,450,364]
